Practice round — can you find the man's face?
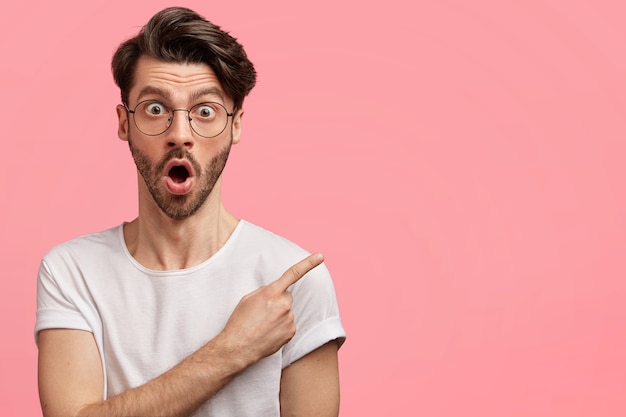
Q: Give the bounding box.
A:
[116,56,242,220]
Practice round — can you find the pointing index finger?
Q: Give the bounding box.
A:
[273,253,324,292]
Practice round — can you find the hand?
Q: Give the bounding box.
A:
[218,253,325,367]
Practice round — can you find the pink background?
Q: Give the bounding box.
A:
[2,0,625,415]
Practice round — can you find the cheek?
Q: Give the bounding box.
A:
[129,139,156,169]
[129,134,161,160]
[197,139,230,161]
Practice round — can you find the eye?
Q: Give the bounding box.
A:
[195,104,217,120]
[145,102,166,116]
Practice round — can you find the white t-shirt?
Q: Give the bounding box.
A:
[35,220,345,416]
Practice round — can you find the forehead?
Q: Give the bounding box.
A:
[130,56,228,104]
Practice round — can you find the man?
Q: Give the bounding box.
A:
[35,7,345,417]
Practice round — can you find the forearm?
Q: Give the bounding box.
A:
[76,335,247,417]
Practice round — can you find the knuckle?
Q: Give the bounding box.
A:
[290,266,304,281]
[288,321,297,337]
[277,297,292,312]
[267,295,291,313]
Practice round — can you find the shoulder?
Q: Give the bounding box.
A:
[236,220,334,288]
[235,221,315,271]
[42,225,124,268]
[238,221,309,255]
[222,220,333,289]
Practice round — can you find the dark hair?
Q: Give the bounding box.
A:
[111,7,256,110]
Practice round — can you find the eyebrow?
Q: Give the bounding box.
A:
[136,86,171,102]
[136,86,225,104]
[190,87,225,102]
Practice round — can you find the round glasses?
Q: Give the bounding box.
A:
[126,100,234,138]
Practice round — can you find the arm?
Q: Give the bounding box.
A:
[280,341,341,417]
[38,254,325,417]
[38,328,244,417]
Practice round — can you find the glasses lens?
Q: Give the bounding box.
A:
[131,101,230,138]
[189,102,229,138]
[133,101,171,136]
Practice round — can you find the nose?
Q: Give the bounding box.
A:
[166,109,195,148]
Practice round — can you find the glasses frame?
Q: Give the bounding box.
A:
[125,100,235,138]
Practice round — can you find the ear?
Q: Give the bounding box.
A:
[231,108,244,145]
[116,104,130,142]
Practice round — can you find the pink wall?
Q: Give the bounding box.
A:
[2,0,625,415]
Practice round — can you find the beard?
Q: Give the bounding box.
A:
[128,136,232,220]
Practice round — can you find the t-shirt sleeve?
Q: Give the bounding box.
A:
[281,262,346,368]
[34,258,92,345]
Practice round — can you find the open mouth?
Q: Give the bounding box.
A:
[168,165,190,183]
[162,158,195,195]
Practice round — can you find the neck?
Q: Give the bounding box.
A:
[123,181,239,271]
